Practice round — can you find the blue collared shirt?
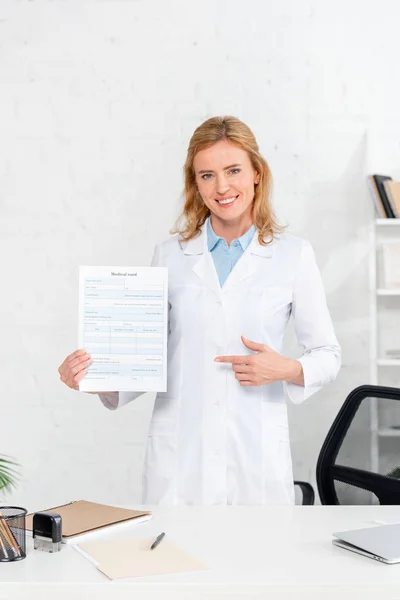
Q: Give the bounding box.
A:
[206,218,256,287]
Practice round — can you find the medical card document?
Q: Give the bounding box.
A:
[78,266,168,392]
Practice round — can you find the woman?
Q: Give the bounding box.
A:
[59,116,341,506]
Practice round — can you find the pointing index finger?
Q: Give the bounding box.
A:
[214,355,250,364]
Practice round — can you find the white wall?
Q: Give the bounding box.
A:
[2,0,400,508]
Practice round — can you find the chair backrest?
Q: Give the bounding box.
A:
[317,385,400,504]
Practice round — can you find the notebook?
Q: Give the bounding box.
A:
[25,500,151,544]
[76,536,207,579]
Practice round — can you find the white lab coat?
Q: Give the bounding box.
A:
[99,224,341,505]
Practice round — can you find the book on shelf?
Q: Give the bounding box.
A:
[384,181,400,219]
[368,174,396,218]
[381,242,400,288]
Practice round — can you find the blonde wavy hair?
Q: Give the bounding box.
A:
[171,115,283,246]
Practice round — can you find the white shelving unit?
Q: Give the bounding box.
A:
[370,218,400,473]
[377,289,400,297]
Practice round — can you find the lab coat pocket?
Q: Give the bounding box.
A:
[261,285,292,323]
[238,284,292,338]
[278,436,293,485]
[263,400,289,432]
[143,426,178,504]
[148,418,176,436]
[169,284,205,332]
[272,424,290,443]
[262,401,292,484]
[263,424,293,492]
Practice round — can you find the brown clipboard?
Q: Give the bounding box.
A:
[26,500,151,538]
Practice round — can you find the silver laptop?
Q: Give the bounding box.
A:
[333,523,400,564]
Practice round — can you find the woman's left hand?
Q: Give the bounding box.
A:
[214,335,304,386]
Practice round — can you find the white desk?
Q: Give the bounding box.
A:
[2,505,400,600]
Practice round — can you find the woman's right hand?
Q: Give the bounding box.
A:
[58,349,93,390]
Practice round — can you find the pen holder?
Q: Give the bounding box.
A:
[0,506,27,561]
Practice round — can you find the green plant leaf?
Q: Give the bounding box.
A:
[0,455,20,493]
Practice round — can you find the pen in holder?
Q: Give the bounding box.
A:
[0,506,27,562]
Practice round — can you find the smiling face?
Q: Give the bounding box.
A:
[193,139,260,233]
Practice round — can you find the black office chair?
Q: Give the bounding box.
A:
[317,385,400,504]
[294,480,315,505]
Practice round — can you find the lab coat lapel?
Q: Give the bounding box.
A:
[182,225,223,302]
[222,232,274,295]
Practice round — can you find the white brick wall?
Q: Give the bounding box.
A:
[1,0,400,508]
